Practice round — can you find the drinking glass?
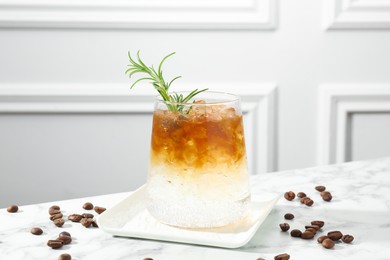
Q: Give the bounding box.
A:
[146,91,251,228]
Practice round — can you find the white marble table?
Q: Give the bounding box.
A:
[1,158,390,260]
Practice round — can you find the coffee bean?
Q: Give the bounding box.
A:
[68,214,83,222]
[300,197,309,204]
[315,185,326,192]
[31,227,43,235]
[342,234,354,243]
[284,191,295,201]
[54,218,65,227]
[305,225,320,231]
[256,258,265,260]
[327,231,343,241]
[321,191,332,201]
[284,213,294,220]
[92,220,99,228]
[83,202,94,210]
[311,220,325,228]
[49,205,61,210]
[57,235,72,245]
[290,229,302,237]
[49,209,61,215]
[59,231,71,238]
[300,196,313,205]
[58,254,71,260]
[322,238,335,249]
[317,235,329,243]
[143,258,154,260]
[274,253,290,260]
[47,239,63,249]
[301,231,315,239]
[279,223,290,232]
[82,213,94,219]
[297,192,306,198]
[7,205,18,213]
[81,218,93,228]
[50,213,63,221]
[304,198,314,206]
[94,206,106,214]
[305,228,317,235]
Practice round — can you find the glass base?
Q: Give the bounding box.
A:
[146,194,251,229]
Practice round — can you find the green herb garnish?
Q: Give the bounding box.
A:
[125,51,207,112]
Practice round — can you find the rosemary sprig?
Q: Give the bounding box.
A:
[125,51,208,112]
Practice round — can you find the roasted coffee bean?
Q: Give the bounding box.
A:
[301,231,315,239]
[68,214,83,222]
[81,218,93,228]
[315,185,326,192]
[321,191,333,201]
[305,228,317,235]
[297,192,306,198]
[54,218,65,227]
[143,258,154,260]
[290,229,302,237]
[59,231,71,238]
[7,205,18,213]
[92,220,99,228]
[317,235,329,243]
[50,213,63,221]
[342,234,354,243]
[327,231,343,241]
[279,223,290,232]
[322,238,335,249]
[284,191,295,201]
[304,198,314,206]
[305,225,320,231]
[83,202,94,210]
[57,235,72,245]
[284,213,294,220]
[274,253,290,260]
[300,197,309,204]
[31,227,43,235]
[49,209,61,215]
[47,239,63,249]
[58,253,71,260]
[82,213,94,219]
[49,205,60,212]
[94,206,106,214]
[311,220,325,228]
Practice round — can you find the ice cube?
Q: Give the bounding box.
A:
[221,107,237,119]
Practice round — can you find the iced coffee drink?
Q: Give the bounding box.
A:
[146,92,251,228]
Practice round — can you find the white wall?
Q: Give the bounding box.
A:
[1,0,390,207]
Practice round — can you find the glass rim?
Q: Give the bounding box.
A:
[155,91,241,105]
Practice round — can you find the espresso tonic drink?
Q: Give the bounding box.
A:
[146,92,251,228]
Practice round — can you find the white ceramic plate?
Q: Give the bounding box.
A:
[98,185,281,248]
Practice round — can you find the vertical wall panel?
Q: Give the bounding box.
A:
[351,113,390,161]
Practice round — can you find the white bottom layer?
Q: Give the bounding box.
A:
[146,166,251,228]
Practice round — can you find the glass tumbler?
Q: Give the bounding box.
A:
[146,91,251,228]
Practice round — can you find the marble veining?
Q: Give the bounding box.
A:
[1,158,390,259]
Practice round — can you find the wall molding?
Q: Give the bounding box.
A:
[317,84,390,165]
[323,0,390,29]
[0,0,276,29]
[0,83,277,174]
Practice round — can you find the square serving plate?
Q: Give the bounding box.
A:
[98,185,280,249]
